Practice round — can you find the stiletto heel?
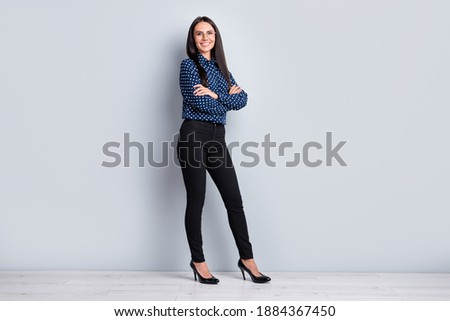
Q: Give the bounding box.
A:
[238,259,271,283]
[190,260,219,285]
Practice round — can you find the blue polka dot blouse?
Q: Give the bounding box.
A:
[179,52,248,125]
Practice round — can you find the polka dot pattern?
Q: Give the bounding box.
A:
[179,52,248,125]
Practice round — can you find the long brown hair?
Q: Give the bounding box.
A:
[186,16,231,88]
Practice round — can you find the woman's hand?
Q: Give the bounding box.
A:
[193,84,218,99]
[228,85,242,95]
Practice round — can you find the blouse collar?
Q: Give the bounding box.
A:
[197,52,216,67]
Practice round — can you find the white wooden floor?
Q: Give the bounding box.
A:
[1,271,449,301]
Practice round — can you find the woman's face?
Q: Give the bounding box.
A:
[193,21,215,56]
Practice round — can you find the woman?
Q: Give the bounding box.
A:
[176,16,271,284]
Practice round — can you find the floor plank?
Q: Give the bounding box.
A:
[0,271,448,301]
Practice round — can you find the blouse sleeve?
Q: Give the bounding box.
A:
[179,59,228,115]
[217,72,248,111]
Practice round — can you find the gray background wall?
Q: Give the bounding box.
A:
[1,0,449,272]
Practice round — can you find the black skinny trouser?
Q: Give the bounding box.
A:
[176,119,254,263]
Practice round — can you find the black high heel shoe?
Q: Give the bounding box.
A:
[190,260,219,284]
[238,259,271,283]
